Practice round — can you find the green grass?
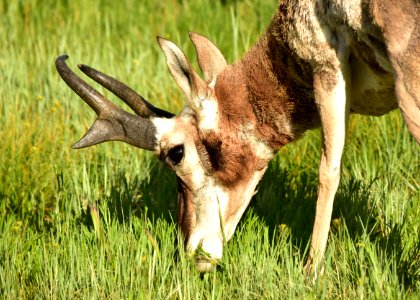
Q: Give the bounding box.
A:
[0,0,419,298]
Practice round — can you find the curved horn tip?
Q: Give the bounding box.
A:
[72,142,85,149]
[72,139,98,149]
[72,143,82,149]
[55,55,71,73]
[78,64,88,70]
[72,137,93,149]
[56,54,69,63]
[77,64,97,77]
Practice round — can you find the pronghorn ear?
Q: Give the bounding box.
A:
[157,37,207,104]
[189,32,227,82]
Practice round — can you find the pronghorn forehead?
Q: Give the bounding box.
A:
[151,114,209,190]
[151,115,198,154]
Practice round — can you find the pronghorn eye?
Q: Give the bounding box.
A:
[168,145,184,165]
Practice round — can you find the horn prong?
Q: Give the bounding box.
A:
[56,55,158,150]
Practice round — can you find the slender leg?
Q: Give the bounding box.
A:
[306,65,350,278]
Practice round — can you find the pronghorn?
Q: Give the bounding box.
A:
[56,0,419,274]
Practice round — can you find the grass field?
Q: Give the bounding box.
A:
[0,0,419,298]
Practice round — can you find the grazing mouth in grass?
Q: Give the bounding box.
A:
[192,247,222,272]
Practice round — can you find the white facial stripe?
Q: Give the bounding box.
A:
[191,165,205,188]
[195,77,219,132]
[186,179,229,259]
[198,99,219,131]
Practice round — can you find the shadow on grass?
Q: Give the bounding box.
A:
[105,161,178,224]
[248,160,385,254]
[75,160,177,235]
[250,160,419,288]
[250,160,317,252]
[78,156,418,288]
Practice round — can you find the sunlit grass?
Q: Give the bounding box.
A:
[0,0,419,298]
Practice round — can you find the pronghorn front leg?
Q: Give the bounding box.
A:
[306,60,350,277]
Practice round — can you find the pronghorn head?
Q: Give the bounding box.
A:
[56,33,273,272]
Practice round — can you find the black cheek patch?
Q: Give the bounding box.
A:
[203,137,224,171]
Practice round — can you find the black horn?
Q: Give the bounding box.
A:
[78,63,174,118]
[55,55,158,151]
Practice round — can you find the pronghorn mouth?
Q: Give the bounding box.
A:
[195,257,218,273]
